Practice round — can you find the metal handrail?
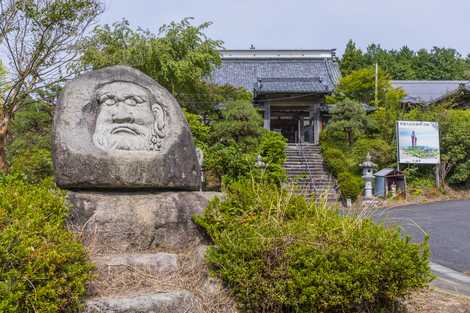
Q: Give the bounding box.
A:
[297,141,318,197]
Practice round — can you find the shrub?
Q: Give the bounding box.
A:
[351,138,394,168]
[321,146,349,176]
[9,148,53,184]
[257,131,287,183]
[183,109,210,150]
[195,180,432,313]
[0,176,93,313]
[337,172,363,201]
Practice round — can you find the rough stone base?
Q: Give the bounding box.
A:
[85,291,198,313]
[67,191,220,254]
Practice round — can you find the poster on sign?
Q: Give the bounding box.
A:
[397,121,440,164]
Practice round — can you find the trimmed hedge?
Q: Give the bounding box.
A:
[195,180,432,313]
[0,176,93,313]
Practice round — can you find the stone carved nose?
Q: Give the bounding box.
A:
[111,103,135,123]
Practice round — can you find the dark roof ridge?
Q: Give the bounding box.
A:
[392,80,469,84]
[257,77,322,82]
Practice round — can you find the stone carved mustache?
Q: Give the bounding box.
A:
[93,121,152,151]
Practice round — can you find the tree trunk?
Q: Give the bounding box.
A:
[0,121,8,174]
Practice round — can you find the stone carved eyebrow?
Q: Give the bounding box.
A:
[97,93,115,103]
[125,95,145,103]
[97,93,146,104]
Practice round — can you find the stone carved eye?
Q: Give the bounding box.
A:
[104,98,116,106]
[124,96,145,106]
[99,95,116,106]
[124,97,137,106]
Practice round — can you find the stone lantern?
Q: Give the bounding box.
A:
[255,154,267,171]
[360,152,377,199]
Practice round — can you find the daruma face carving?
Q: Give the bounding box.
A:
[93,82,166,151]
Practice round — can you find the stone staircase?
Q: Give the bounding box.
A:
[284,143,338,203]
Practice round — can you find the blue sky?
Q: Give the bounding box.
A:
[100,0,470,56]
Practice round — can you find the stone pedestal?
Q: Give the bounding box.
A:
[68,191,219,254]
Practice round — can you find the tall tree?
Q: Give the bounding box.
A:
[0,0,103,172]
[465,54,470,79]
[327,66,395,105]
[340,41,467,81]
[80,18,240,113]
[340,40,365,76]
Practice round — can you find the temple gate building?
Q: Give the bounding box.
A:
[209,49,341,144]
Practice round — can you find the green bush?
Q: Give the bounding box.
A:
[9,148,53,184]
[0,176,93,313]
[351,138,394,168]
[321,146,349,176]
[199,100,287,185]
[337,172,363,201]
[257,131,287,183]
[183,109,210,150]
[195,180,432,313]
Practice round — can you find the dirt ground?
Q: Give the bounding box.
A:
[381,187,470,209]
[403,288,470,313]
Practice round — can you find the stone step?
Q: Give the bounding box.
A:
[291,176,331,180]
[284,163,324,167]
[284,158,323,162]
[286,168,326,173]
[294,181,333,185]
[92,253,178,273]
[85,291,197,313]
[287,179,332,184]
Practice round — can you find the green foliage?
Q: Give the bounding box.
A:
[203,100,286,184]
[0,177,93,313]
[321,145,363,201]
[321,146,349,177]
[327,66,397,106]
[80,18,244,113]
[340,40,366,76]
[205,143,256,183]
[320,99,375,201]
[257,131,288,183]
[5,100,53,182]
[209,100,263,147]
[339,41,468,80]
[337,172,363,201]
[351,138,395,168]
[9,148,53,184]
[195,180,432,313]
[183,109,210,150]
[322,98,369,147]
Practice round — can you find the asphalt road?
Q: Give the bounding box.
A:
[375,200,470,273]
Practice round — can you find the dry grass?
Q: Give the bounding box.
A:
[86,245,238,313]
[381,187,470,209]
[402,288,470,313]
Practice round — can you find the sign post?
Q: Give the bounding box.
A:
[396,121,441,187]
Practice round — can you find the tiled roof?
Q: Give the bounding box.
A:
[254,77,329,94]
[392,80,470,105]
[209,57,341,95]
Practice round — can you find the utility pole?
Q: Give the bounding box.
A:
[375,63,379,105]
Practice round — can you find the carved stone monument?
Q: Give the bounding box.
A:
[53,66,235,313]
[53,65,200,190]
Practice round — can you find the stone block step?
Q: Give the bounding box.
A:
[92,253,178,273]
[85,291,197,313]
[284,163,324,168]
[286,168,326,173]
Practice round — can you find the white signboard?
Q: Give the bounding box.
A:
[397,121,440,164]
